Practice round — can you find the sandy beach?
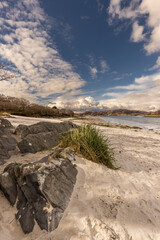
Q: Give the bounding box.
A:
[0,116,160,240]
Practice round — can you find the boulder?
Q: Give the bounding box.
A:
[0,148,77,234]
[17,204,35,234]
[0,118,17,164]
[0,163,18,205]
[15,121,75,138]
[0,118,15,135]
[16,121,75,153]
[18,131,59,153]
[14,124,28,138]
[0,136,17,152]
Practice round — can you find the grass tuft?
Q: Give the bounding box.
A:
[59,124,116,169]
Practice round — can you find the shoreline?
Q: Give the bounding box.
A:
[74,115,160,134]
[3,114,160,134]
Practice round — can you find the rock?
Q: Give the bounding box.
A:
[17,204,35,234]
[0,142,9,159]
[16,121,75,153]
[0,137,17,164]
[0,136,17,152]
[0,163,18,205]
[18,131,59,153]
[0,118,15,135]
[43,159,77,211]
[15,121,75,138]
[0,136,17,164]
[14,124,29,137]
[0,148,77,234]
[0,118,17,164]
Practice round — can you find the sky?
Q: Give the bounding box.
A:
[0,0,160,111]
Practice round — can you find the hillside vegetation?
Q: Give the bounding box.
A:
[0,94,74,118]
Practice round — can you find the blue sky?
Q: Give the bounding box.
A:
[0,0,160,111]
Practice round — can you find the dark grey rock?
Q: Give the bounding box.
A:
[0,163,17,205]
[0,137,17,164]
[43,159,77,211]
[0,148,77,234]
[17,205,35,234]
[18,131,59,153]
[0,137,17,151]
[14,124,29,137]
[17,121,75,154]
[0,141,9,158]
[0,118,14,133]
[0,118,17,164]
[15,121,75,138]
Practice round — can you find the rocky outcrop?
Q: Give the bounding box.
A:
[0,118,17,164]
[0,148,77,234]
[16,121,75,153]
[0,118,75,164]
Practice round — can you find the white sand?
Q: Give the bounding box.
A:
[0,117,160,240]
[5,115,63,127]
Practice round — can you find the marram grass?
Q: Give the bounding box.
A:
[59,124,116,169]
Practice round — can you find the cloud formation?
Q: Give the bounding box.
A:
[131,21,145,42]
[89,58,109,78]
[0,0,85,101]
[108,0,160,54]
[48,70,160,111]
[105,0,160,111]
[102,72,160,111]
[50,95,102,111]
[150,56,160,70]
[90,67,98,78]
[100,60,109,73]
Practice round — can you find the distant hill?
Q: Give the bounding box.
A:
[0,94,74,118]
[80,109,147,116]
[80,109,160,117]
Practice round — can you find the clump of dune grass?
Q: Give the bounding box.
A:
[59,124,116,169]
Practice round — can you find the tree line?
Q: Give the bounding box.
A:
[0,95,74,118]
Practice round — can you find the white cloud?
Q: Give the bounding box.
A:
[108,0,160,54]
[102,92,123,98]
[145,25,160,54]
[88,58,109,78]
[114,72,132,81]
[100,60,109,73]
[50,95,102,111]
[0,0,85,102]
[101,87,160,111]
[47,71,160,111]
[110,83,148,91]
[131,21,145,42]
[150,56,160,70]
[90,67,98,78]
[0,1,8,9]
[102,71,160,111]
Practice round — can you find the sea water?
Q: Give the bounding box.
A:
[99,116,160,132]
